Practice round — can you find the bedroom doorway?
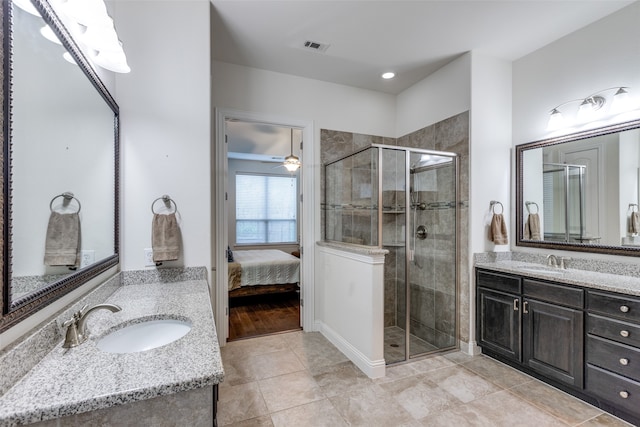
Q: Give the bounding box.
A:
[224,119,304,341]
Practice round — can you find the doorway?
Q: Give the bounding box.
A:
[226,120,302,340]
[214,109,315,346]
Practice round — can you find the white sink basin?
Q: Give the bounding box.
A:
[518,266,566,276]
[97,319,192,353]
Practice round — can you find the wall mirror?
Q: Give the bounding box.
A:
[516,118,640,256]
[1,0,119,331]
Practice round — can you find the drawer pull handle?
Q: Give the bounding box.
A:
[620,305,630,313]
[620,358,629,366]
[621,330,630,338]
[619,391,629,399]
[523,301,529,314]
[513,299,519,311]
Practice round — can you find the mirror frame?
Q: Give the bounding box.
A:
[516,118,640,256]
[0,0,120,332]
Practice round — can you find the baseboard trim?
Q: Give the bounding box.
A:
[316,321,385,379]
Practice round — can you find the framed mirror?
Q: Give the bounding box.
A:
[1,0,119,331]
[516,118,640,256]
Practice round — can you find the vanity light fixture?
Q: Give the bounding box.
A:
[547,86,632,131]
[283,129,301,173]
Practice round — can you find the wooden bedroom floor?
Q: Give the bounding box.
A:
[228,292,301,341]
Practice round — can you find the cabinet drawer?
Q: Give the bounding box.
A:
[523,279,583,309]
[587,314,640,348]
[586,364,640,416]
[588,291,640,323]
[476,270,521,294]
[586,335,640,381]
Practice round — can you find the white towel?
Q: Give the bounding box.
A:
[44,212,80,266]
[152,213,181,262]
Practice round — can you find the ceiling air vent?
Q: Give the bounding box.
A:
[302,40,330,53]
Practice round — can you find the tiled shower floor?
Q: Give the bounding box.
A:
[384,326,439,362]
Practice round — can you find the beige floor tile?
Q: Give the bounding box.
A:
[373,362,420,384]
[329,384,417,426]
[462,355,534,388]
[226,349,305,384]
[379,375,463,419]
[280,330,329,350]
[422,365,502,403]
[218,382,269,426]
[292,341,350,371]
[258,370,326,412]
[224,415,274,427]
[312,361,374,398]
[579,413,635,426]
[222,335,289,360]
[510,380,603,425]
[443,350,478,364]
[270,399,348,427]
[406,355,457,374]
[420,389,568,426]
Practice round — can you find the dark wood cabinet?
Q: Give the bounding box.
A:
[522,299,583,387]
[477,287,521,361]
[476,268,640,426]
[476,270,584,389]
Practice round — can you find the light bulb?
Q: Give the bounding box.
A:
[611,87,631,114]
[547,108,565,131]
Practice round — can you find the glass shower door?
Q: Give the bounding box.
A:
[407,152,457,357]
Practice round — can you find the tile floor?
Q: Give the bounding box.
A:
[218,331,633,426]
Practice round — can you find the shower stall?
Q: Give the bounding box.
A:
[324,144,458,364]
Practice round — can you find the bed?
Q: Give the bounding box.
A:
[228,249,300,297]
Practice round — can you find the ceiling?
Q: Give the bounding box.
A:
[211,0,635,95]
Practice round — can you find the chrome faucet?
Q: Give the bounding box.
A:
[62,303,121,348]
[546,254,558,268]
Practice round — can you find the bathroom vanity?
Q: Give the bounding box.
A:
[475,258,640,425]
[0,271,223,426]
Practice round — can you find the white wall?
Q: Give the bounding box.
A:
[396,53,471,137]
[469,53,513,255]
[513,2,640,145]
[114,1,211,273]
[513,1,640,262]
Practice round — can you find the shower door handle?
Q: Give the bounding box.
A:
[416,226,427,240]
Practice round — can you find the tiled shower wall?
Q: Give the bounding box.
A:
[321,111,471,347]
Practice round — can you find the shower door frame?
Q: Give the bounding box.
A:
[373,144,460,363]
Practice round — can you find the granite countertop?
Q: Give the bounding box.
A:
[475,259,640,297]
[317,240,389,256]
[0,280,224,426]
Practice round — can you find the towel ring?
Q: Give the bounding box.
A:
[50,192,81,214]
[629,203,638,212]
[151,195,178,214]
[525,201,539,214]
[490,200,503,215]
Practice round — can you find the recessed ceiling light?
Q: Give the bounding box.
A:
[382,72,395,79]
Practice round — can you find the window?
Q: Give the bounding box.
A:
[235,173,298,244]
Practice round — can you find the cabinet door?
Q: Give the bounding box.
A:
[477,288,521,362]
[523,299,584,388]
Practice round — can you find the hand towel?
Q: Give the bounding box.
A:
[152,213,181,262]
[524,213,541,240]
[630,212,640,235]
[44,212,81,266]
[489,213,508,245]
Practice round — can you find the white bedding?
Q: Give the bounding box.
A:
[232,249,300,287]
